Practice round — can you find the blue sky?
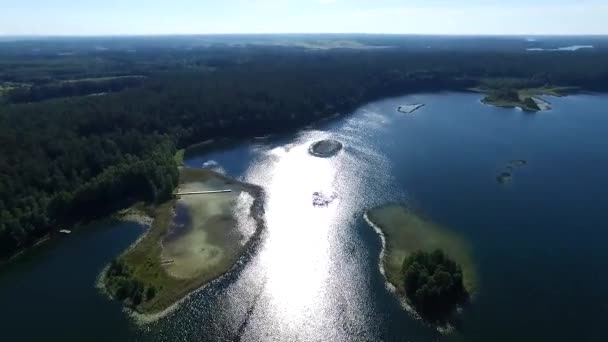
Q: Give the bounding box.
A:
[1,0,607,35]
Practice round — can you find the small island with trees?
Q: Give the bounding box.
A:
[481,88,542,112]
[364,204,476,327]
[472,79,579,112]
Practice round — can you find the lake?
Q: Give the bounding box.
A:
[2,92,607,341]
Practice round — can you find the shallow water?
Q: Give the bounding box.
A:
[2,92,608,341]
[162,176,256,279]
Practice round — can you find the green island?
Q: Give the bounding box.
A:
[101,167,265,315]
[365,204,476,324]
[482,88,542,111]
[473,81,578,112]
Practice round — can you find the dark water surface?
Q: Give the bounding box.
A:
[2,92,608,341]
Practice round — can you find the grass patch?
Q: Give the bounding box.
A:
[518,86,575,97]
[61,75,146,83]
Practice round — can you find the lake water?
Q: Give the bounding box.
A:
[2,92,608,341]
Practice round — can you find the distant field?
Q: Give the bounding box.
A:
[61,75,146,83]
[267,39,391,50]
[1,75,147,103]
[519,85,579,97]
[0,82,27,95]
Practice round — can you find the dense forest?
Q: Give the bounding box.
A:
[2,36,608,259]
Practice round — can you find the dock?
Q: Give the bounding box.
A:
[174,190,232,196]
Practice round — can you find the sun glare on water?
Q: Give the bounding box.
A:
[248,138,342,329]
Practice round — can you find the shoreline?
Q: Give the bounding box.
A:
[363,211,426,317]
[115,206,155,226]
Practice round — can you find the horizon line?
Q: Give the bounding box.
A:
[2,33,608,38]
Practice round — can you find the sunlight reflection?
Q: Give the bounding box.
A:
[255,139,340,327]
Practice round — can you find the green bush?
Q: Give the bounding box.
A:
[107,259,147,306]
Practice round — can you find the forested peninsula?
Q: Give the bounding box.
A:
[2,36,608,260]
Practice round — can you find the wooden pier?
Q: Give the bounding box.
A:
[174,190,232,196]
